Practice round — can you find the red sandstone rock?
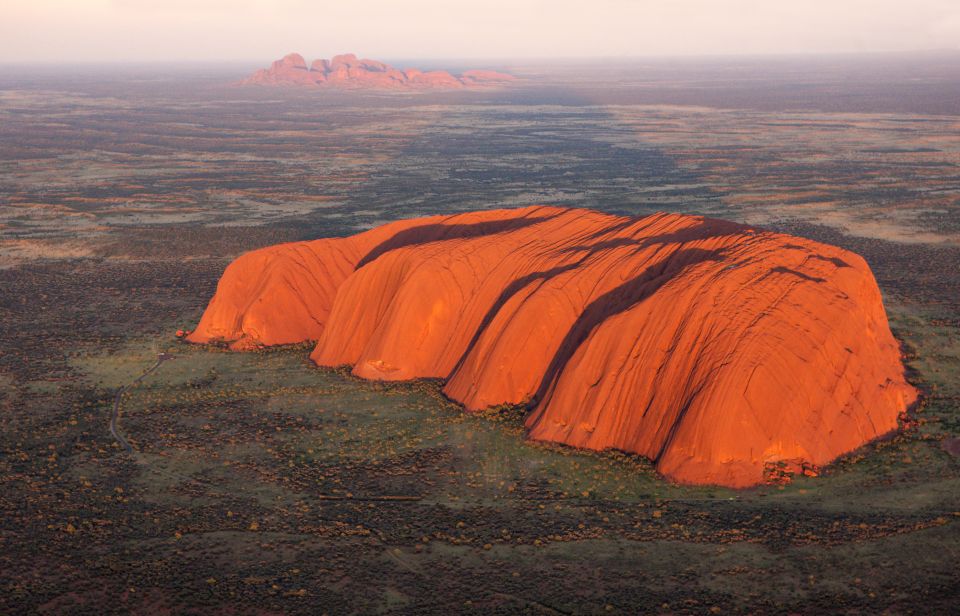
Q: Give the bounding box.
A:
[187,206,917,487]
[329,53,359,69]
[460,69,516,84]
[240,53,516,89]
[409,70,464,88]
[274,53,307,70]
[243,52,316,86]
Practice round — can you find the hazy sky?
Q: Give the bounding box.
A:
[2,0,959,62]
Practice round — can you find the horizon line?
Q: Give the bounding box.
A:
[2,47,960,67]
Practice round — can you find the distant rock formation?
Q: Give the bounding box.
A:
[240,53,515,89]
[187,206,917,487]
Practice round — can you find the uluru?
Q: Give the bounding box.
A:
[240,53,516,89]
[187,206,917,488]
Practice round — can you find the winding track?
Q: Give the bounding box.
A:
[109,352,176,452]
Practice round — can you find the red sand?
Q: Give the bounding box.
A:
[188,206,917,487]
[241,53,515,89]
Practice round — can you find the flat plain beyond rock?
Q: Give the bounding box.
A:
[241,52,515,88]
[188,206,917,487]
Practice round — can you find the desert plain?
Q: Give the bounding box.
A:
[1,55,959,613]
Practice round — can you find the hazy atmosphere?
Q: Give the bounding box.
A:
[3,0,960,62]
[3,0,959,612]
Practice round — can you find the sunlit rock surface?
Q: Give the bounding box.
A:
[241,53,515,89]
[188,206,917,487]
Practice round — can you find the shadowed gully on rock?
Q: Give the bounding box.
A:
[187,206,918,487]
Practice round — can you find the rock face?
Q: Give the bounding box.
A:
[241,53,515,89]
[188,206,917,487]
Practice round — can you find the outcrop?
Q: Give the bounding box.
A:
[241,53,515,89]
[187,206,917,487]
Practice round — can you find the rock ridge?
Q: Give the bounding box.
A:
[241,52,516,89]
